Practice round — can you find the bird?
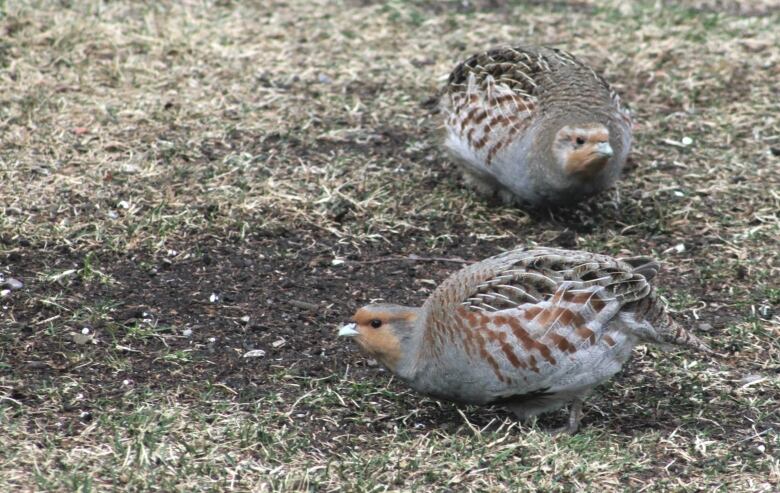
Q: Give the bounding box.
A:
[338,247,711,434]
[440,45,633,207]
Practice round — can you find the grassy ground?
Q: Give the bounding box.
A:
[1,0,779,491]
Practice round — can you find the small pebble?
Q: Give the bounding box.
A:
[81,327,90,335]
[681,136,693,146]
[739,374,766,387]
[243,349,266,358]
[183,328,193,337]
[209,293,219,303]
[697,323,713,332]
[71,331,94,345]
[2,277,23,290]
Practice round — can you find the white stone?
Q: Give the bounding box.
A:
[243,349,266,358]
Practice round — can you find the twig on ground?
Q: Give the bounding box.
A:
[346,254,474,265]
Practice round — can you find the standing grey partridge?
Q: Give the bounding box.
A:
[440,45,633,206]
[338,247,710,433]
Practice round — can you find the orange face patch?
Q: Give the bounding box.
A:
[559,125,612,177]
[564,147,610,177]
[353,327,402,371]
[353,308,417,326]
[584,128,609,144]
[351,308,416,371]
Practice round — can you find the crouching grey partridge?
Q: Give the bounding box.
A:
[338,247,710,433]
[441,45,632,206]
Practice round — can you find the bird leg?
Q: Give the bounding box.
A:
[552,396,584,435]
[566,396,584,434]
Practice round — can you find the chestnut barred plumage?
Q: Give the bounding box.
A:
[339,247,711,434]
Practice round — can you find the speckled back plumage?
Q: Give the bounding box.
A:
[445,46,623,120]
[441,46,633,206]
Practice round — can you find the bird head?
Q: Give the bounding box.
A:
[338,304,421,374]
[552,124,614,178]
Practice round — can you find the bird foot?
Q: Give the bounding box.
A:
[550,422,579,436]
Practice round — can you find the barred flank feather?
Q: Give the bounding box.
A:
[342,247,712,433]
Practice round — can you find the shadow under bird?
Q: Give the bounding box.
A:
[440,45,633,207]
[338,247,711,434]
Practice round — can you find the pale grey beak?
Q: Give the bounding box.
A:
[338,323,359,337]
[595,141,613,157]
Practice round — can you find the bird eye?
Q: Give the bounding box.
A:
[369,319,382,329]
[575,137,586,146]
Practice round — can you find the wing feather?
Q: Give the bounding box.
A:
[426,247,655,397]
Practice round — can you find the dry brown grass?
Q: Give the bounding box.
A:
[1,1,778,491]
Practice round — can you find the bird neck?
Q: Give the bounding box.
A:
[406,264,496,382]
[390,307,428,382]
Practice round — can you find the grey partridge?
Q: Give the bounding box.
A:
[440,45,632,206]
[339,247,710,433]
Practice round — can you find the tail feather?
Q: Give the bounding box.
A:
[621,256,660,281]
[660,315,714,355]
[630,291,715,355]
